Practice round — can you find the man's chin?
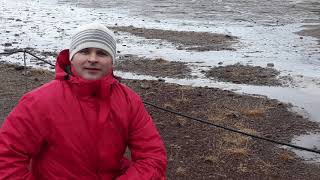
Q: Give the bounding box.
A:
[82,74,102,80]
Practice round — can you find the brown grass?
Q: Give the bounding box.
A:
[175,167,187,176]
[203,155,219,164]
[227,147,249,157]
[223,133,250,147]
[279,152,295,161]
[237,163,249,173]
[163,102,175,110]
[175,117,187,126]
[240,107,266,118]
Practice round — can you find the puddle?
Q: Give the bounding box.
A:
[290,133,320,163]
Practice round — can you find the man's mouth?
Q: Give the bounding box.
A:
[84,67,100,71]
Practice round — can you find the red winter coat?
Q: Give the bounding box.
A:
[0,49,167,179]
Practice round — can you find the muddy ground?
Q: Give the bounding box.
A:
[116,54,192,79]
[205,63,293,87]
[111,26,238,52]
[115,56,290,86]
[1,62,320,179]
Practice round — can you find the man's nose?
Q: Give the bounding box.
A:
[87,53,98,63]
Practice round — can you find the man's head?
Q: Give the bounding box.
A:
[69,23,116,80]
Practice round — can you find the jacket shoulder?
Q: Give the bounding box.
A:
[23,80,64,103]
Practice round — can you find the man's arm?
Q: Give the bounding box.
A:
[117,98,167,180]
[0,95,46,179]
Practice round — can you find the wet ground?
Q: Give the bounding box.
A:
[205,64,293,86]
[116,54,192,79]
[1,63,320,179]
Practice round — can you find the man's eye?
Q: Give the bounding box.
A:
[97,51,109,56]
[79,49,89,54]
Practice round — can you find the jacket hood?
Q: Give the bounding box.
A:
[55,49,118,98]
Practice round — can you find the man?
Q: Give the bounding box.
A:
[0,23,167,179]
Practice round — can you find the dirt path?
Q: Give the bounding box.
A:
[1,62,320,179]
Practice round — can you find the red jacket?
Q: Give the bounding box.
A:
[0,50,167,179]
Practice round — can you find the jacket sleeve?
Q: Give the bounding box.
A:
[116,97,167,180]
[0,95,46,180]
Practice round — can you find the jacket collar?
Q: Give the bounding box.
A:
[55,49,118,98]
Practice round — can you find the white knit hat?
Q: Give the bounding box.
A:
[69,23,116,61]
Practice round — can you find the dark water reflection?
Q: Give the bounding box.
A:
[57,0,320,25]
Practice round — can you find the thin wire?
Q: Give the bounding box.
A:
[0,50,55,67]
[143,101,320,154]
[23,50,28,91]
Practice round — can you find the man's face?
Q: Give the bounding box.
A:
[71,48,113,80]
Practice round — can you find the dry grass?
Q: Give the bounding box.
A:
[240,107,266,118]
[207,113,227,123]
[172,89,192,103]
[178,85,194,91]
[203,155,219,164]
[227,147,249,157]
[175,167,187,176]
[163,102,175,110]
[279,151,295,161]
[168,144,182,162]
[234,123,259,136]
[223,130,252,158]
[237,163,249,173]
[175,117,187,126]
[223,133,250,147]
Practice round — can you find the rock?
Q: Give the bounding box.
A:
[177,46,183,50]
[226,111,241,118]
[14,66,25,71]
[267,63,274,67]
[22,70,31,76]
[218,62,223,65]
[140,83,150,89]
[175,167,187,176]
[265,134,272,138]
[4,43,12,47]
[123,54,132,58]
